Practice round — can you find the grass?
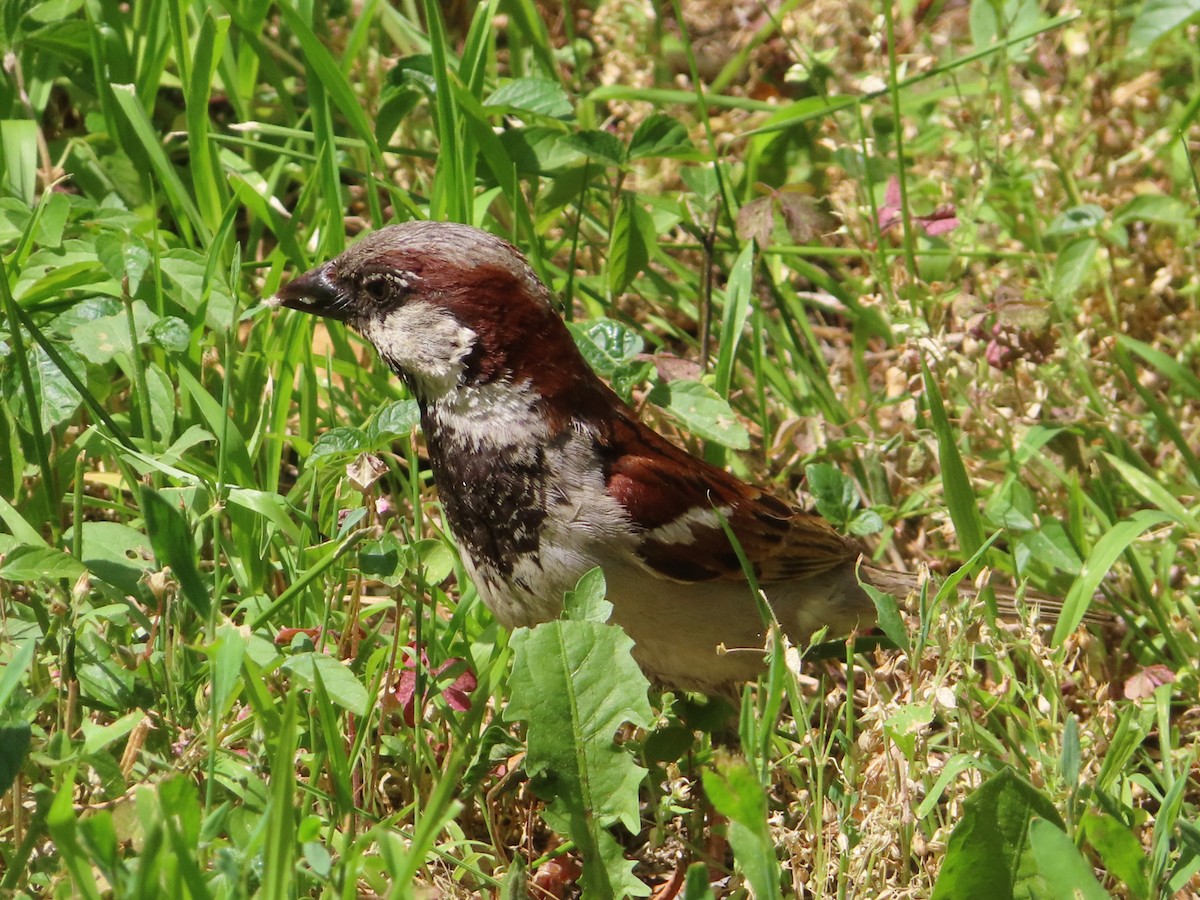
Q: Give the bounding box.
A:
[1,0,1199,896]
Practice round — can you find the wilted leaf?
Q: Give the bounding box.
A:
[1123,664,1175,700]
[736,195,775,245]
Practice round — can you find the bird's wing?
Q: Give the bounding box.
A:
[599,408,858,584]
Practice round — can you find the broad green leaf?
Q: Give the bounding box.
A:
[0,545,87,583]
[484,77,573,119]
[568,318,644,376]
[147,316,191,355]
[309,427,370,463]
[1045,204,1105,237]
[703,757,783,900]
[159,250,236,333]
[0,639,36,710]
[139,485,210,618]
[1027,818,1110,900]
[369,400,420,439]
[1081,811,1151,898]
[1129,0,1200,48]
[6,344,85,433]
[281,653,369,716]
[1016,521,1082,575]
[507,617,652,897]
[884,702,933,759]
[861,580,910,654]
[647,379,750,450]
[65,521,154,596]
[94,231,151,295]
[608,193,653,294]
[1053,237,1098,302]
[1113,193,1192,227]
[562,129,627,166]
[932,769,1064,900]
[628,113,695,160]
[563,567,610,623]
[806,462,858,524]
[70,301,158,364]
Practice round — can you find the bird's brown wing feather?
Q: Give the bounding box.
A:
[599,407,858,584]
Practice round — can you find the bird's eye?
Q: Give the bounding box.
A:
[363,278,389,302]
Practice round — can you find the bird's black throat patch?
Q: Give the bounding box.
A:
[420,405,548,577]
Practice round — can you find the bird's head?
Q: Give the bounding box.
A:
[273,221,588,405]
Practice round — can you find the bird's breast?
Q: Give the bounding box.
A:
[421,391,636,627]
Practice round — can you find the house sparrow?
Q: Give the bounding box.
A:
[271,222,1020,691]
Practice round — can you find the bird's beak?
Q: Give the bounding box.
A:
[270,262,351,321]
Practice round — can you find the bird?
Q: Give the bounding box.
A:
[272,221,1060,693]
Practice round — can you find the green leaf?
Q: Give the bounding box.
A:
[7,344,85,433]
[1052,237,1098,302]
[1053,509,1172,646]
[281,652,369,716]
[713,240,755,398]
[146,316,191,354]
[608,193,653,294]
[368,400,421,440]
[1129,0,1200,48]
[0,638,35,711]
[568,318,644,376]
[561,129,627,166]
[647,379,750,450]
[64,521,154,596]
[70,301,158,364]
[1026,818,1110,900]
[1081,811,1150,898]
[805,462,857,525]
[563,567,611,623]
[628,113,695,160]
[861,580,910,654]
[932,769,1065,900]
[883,702,933,759]
[1113,193,1193,227]
[848,508,884,536]
[0,545,87,583]
[1017,526,1082,574]
[1045,204,1105,237]
[308,426,370,463]
[922,363,986,557]
[702,757,783,900]
[507,617,653,897]
[0,120,38,205]
[139,485,210,618]
[94,231,151,295]
[484,77,573,119]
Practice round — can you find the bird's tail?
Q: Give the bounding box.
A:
[858,562,1111,627]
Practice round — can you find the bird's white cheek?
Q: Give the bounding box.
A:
[359,303,476,394]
